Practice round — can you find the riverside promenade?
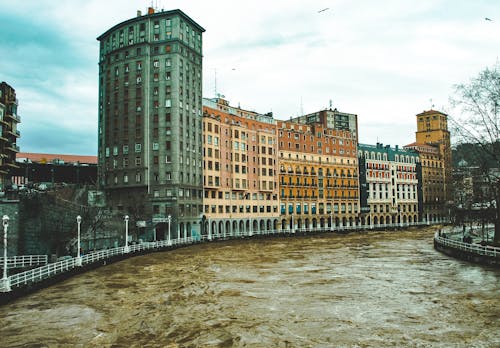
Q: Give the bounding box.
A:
[434,224,499,266]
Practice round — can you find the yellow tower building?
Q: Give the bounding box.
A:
[406,109,452,223]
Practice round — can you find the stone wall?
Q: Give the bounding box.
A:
[3,186,125,257]
[0,200,20,256]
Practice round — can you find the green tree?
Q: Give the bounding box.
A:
[449,62,500,245]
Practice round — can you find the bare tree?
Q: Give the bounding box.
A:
[449,62,500,245]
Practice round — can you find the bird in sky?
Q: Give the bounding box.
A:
[485,17,492,21]
[318,8,329,13]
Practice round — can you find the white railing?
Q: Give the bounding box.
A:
[0,221,436,293]
[434,232,499,258]
[0,255,48,269]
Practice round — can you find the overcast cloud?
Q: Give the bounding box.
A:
[0,0,498,155]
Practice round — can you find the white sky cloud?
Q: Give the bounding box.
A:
[0,0,498,154]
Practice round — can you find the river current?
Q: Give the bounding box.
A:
[0,227,498,347]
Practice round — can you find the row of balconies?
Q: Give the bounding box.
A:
[281,195,359,200]
[281,210,358,216]
[281,169,355,178]
[280,183,357,189]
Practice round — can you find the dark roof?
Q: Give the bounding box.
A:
[97,9,205,41]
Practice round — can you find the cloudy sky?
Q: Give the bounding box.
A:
[1,0,498,155]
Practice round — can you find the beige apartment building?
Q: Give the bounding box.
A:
[202,98,279,237]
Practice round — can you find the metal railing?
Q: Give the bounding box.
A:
[0,255,48,269]
[1,221,435,293]
[434,231,499,258]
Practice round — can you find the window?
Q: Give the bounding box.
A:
[123,145,129,154]
[135,143,142,152]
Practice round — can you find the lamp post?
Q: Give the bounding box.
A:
[1,215,10,292]
[167,215,172,245]
[76,215,82,266]
[330,208,334,231]
[208,217,212,240]
[124,215,130,253]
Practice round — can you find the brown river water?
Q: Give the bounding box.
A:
[0,227,499,347]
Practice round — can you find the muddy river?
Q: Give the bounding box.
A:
[0,227,498,347]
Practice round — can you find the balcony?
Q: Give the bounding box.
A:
[5,144,20,152]
[5,113,21,123]
[6,162,19,169]
[7,129,20,138]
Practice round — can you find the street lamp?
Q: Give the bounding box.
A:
[76,215,82,266]
[207,217,212,241]
[167,215,172,245]
[1,215,10,292]
[124,215,130,253]
[330,208,334,231]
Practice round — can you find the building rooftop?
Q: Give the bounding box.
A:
[97,8,205,41]
[416,109,448,117]
[16,152,97,165]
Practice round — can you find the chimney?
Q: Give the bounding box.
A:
[137,10,142,17]
[148,7,155,15]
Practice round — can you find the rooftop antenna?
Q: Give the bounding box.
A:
[329,99,333,110]
[429,98,435,110]
[300,96,304,116]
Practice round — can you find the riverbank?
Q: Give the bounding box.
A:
[434,226,499,267]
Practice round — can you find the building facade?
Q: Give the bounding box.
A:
[97,8,205,238]
[404,142,446,222]
[405,109,452,223]
[202,98,279,236]
[278,121,359,230]
[358,143,420,227]
[0,82,21,188]
[415,109,452,203]
[290,108,359,141]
